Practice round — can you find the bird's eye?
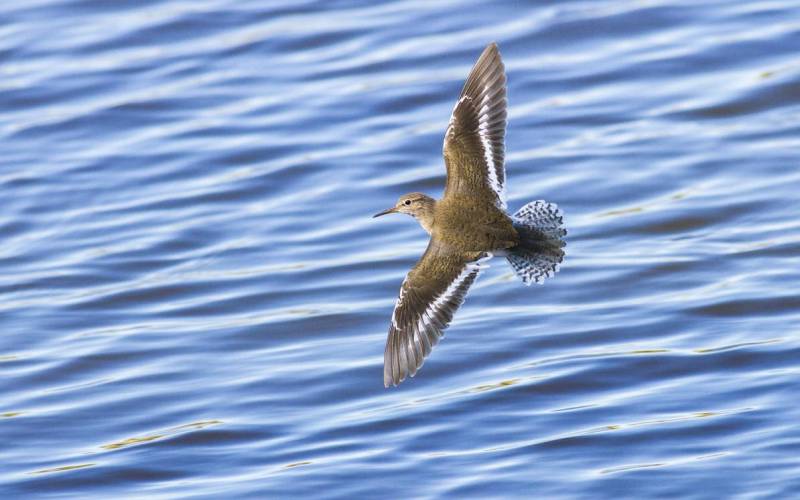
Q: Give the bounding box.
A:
[404,200,411,206]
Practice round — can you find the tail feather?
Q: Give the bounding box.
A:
[506,200,566,285]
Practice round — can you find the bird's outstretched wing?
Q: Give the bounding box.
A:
[384,240,487,387]
[443,42,507,209]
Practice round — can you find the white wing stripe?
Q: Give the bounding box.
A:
[391,284,407,330]
[425,262,480,327]
[393,261,482,341]
[477,90,504,208]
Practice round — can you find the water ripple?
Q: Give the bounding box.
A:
[2,0,800,498]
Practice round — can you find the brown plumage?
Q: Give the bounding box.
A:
[374,43,566,387]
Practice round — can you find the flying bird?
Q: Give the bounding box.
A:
[374,43,566,387]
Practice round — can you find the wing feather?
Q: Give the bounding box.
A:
[383,241,486,387]
[443,42,507,208]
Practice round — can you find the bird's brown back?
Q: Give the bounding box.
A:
[432,195,518,252]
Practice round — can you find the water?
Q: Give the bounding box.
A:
[2,0,800,497]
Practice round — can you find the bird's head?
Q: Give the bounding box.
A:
[373,193,436,231]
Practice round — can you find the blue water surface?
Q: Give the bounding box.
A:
[2,0,800,498]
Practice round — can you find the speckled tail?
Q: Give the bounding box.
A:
[506,201,566,285]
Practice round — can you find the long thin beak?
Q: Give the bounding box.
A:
[373,207,397,218]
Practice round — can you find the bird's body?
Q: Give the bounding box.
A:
[374,43,566,387]
[435,195,518,251]
[402,193,518,250]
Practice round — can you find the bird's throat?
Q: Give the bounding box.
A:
[416,215,434,235]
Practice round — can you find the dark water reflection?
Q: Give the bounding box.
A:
[2,0,800,498]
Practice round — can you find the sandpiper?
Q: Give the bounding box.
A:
[374,42,566,387]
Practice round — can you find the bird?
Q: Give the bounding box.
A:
[373,42,566,388]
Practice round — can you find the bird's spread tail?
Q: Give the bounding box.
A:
[506,200,566,285]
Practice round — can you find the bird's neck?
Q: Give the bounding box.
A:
[415,198,437,235]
